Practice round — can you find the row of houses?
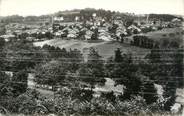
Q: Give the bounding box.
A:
[0,23,54,42]
[1,14,183,47]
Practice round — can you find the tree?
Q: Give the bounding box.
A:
[0,38,6,69]
[0,71,30,114]
[78,48,105,89]
[0,26,6,35]
[0,38,5,50]
[12,70,28,95]
[0,70,28,97]
[42,45,83,72]
[161,39,170,48]
[106,49,158,103]
[45,31,53,39]
[18,32,29,40]
[2,41,49,71]
[142,81,158,104]
[124,18,134,27]
[34,60,69,88]
[108,23,118,34]
[15,89,45,115]
[114,48,123,62]
[106,50,141,99]
[67,49,83,73]
[141,27,152,33]
[169,41,179,48]
[87,47,105,78]
[78,30,86,40]
[91,28,98,40]
[146,48,183,110]
[0,72,12,97]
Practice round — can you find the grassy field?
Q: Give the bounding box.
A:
[139,27,184,47]
[34,39,150,59]
[145,27,184,44]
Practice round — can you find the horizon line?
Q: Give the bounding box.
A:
[0,8,183,17]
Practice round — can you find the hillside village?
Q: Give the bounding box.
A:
[0,9,183,48]
[0,8,184,116]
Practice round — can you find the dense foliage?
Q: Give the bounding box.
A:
[0,38,183,115]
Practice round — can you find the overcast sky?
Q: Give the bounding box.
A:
[0,0,183,16]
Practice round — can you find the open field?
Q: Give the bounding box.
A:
[145,27,184,43]
[142,27,183,46]
[34,39,150,59]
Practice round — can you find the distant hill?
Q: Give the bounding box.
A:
[0,8,183,23]
[149,14,183,21]
[55,9,81,16]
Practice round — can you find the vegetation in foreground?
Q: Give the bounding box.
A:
[0,38,183,115]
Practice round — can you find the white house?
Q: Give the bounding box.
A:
[128,25,142,33]
[99,32,112,41]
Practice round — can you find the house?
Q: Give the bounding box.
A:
[116,27,127,37]
[90,25,98,30]
[72,28,79,33]
[99,32,112,41]
[98,27,108,33]
[113,20,124,26]
[67,33,77,38]
[128,24,141,33]
[54,31,64,37]
[67,29,78,38]
[171,18,182,27]
[86,21,94,26]
[102,22,111,28]
[53,16,64,22]
[80,27,88,32]
[0,34,16,42]
[26,37,36,41]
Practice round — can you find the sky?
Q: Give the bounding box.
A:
[0,0,183,16]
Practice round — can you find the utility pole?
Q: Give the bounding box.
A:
[51,15,54,26]
[146,14,149,24]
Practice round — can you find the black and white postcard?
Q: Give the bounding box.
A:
[0,0,183,115]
